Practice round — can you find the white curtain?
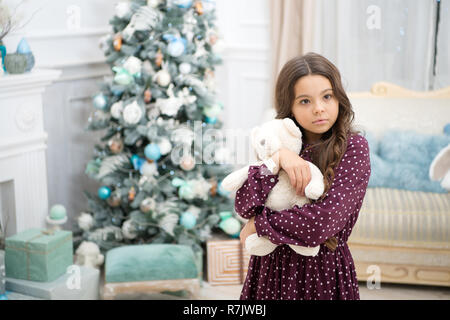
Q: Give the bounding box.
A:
[434,0,450,89]
[285,0,443,92]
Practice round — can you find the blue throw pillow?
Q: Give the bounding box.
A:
[366,130,450,193]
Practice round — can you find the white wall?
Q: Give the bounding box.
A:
[2,0,271,228]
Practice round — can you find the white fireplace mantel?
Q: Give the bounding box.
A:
[0,68,61,237]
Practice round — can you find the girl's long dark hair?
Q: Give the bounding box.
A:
[274,52,361,200]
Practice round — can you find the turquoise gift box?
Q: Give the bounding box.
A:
[5,228,73,282]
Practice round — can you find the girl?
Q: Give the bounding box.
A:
[235,52,371,300]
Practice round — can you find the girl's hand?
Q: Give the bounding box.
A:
[278,147,311,196]
[240,216,256,247]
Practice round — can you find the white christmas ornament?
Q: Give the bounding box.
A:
[179,62,191,74]
[158,137,172,155]
[123,101,143,125]
[115,2,131,19]
[154,69,171,87]
[110,101,124,119]
[78,212,94,231]
[147,0,162,7]
[123,56,142,75]
[122,219,138,239]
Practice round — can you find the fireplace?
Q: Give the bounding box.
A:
[0,69,61,237]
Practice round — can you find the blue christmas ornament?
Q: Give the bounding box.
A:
[98,186,112,200]
[180,211,196,229]
[173,0,192,9]
[167,38,186,57]
[144,143,161,161]
[93,93,108,110]
[131,154,145,170]
[111,87,124,96]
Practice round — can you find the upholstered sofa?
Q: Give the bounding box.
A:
[347,82,449,287]
[261,82,450,287]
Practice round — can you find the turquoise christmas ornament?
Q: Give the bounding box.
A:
[205,116,217,124]
[112,66,133,85]
[171,177,185,187]
[131,154,145,170]
[219,211,241,237]
[144,143,161,161]
[98,186,112,200]
[180,211,196,229]
[93,93,108,110]
[179,182,195,200]
[49,204,67,220]
[203,103,223,118]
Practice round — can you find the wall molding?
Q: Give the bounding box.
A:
[11,27,111,41]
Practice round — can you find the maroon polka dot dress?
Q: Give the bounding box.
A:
[235,134,371,300]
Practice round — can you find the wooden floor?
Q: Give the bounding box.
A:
[198,281,450,300]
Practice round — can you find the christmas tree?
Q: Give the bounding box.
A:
[73,0,240,257]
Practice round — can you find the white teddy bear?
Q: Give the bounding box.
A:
[75,241,105,269]
[221,118,325,257]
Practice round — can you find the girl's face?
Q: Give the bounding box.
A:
[291,74,339,144]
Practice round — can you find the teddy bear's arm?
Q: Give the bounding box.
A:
[221,166,251,192]
[221,160,265,192]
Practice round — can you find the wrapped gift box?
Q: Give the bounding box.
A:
[6,265,99,300]
[206,235,251,286]
[0,250,5,295]
[5,228,73,282]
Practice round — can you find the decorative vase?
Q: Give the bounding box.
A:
[16,38,35,72]
[4,53,27,74]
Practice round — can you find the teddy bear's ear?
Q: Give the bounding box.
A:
[282,118,302,138]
